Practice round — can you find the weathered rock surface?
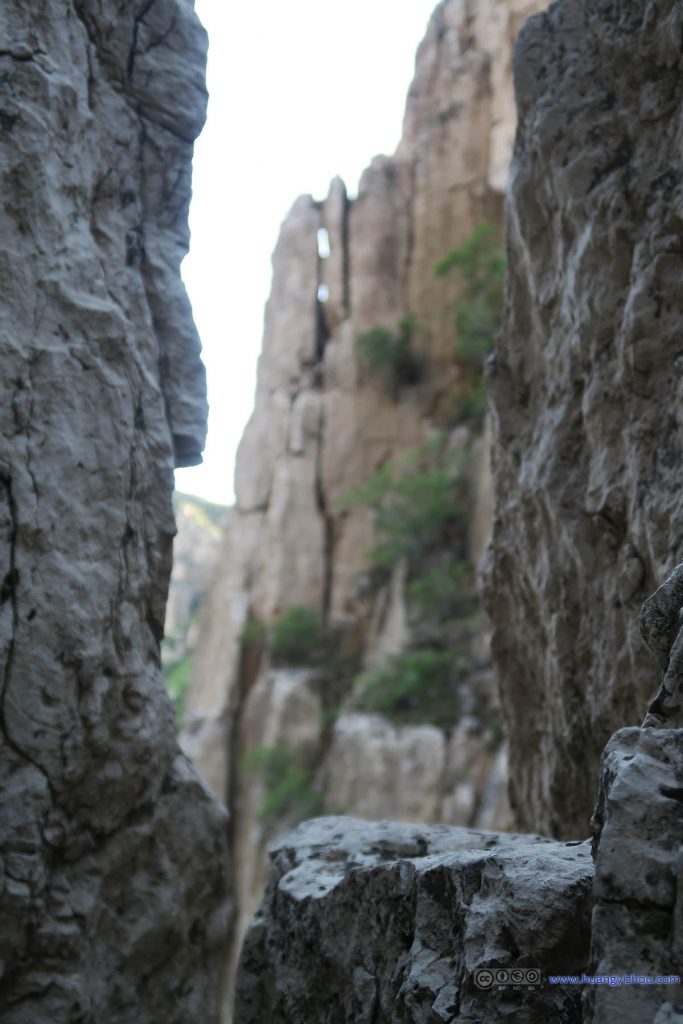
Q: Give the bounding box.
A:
[485,0,683,838]
[182,0,544,992]
[0,2,229,1020]
[587,564,683,1022]
[588,728,683,1023]
[235,817,593,1023]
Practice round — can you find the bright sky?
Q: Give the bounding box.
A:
[175,0,438,505]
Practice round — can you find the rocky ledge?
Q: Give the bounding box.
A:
[235,817,592,1023]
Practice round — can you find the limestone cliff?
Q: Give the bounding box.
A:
[0,2,229,1020]
[181,0,544,996]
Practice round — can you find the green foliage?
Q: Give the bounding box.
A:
[407,559,476,624]
[164,655,192,725]
[351,650,460,727]
[435,223,504,421]
[342,438,466,572]
[357,314,420,392]
[270,606,328,666]
[242,745,324,821]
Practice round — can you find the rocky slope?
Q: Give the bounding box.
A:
[485,0,683,838]
[181,0,544,990]
[0,2,229,1020]
[234,0,683,1020]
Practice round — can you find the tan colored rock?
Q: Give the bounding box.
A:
[181,0,545,1004]
[322,712,447,821]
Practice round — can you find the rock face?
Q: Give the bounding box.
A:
[235,817,593,1024]
[485,0,683,838]
[587,564,683,1023]
[0,2,229,1020]
[182,0,544,988]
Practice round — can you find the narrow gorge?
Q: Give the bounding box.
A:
[231,1,683,1021]
[180,0,545,983]
[1,0,681,1022]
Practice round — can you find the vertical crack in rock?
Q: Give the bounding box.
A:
[315,407,334,621]
[127,0,161,80]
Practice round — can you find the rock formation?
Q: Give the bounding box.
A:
[236,817,593,1023]
[485,0,683,838]
[233,0,683,1020]
[0,2,229,1020]
[181,0,544,990]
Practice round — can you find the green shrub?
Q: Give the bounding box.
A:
[357,314,420,392]
[164,655,192,725]
[351,650,460,727]
[408,559,477,624]
[341,440,467,572]
[270,606,327,666]
[242,745,324,821]
[435,223,504,416]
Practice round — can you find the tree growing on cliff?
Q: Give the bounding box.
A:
[436,222,505,422]
[356,313,421,395]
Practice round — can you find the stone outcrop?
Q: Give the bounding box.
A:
[484,0,683,838]
[182,0,545,992]
[0,2,229,1020]
[236,817,593,1023]
[587,563,683,1022]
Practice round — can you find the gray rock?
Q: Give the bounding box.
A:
[640,563,683,726]
[587,726,683,1023]
[587,581,683,1024]
[235,817,593,1023]
[0,1,229,1020]
[484,0,683,837]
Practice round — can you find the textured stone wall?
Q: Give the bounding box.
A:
[485,0,683,838]
[0,2,229,1020]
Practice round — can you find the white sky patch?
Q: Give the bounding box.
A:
[175,0,437,505]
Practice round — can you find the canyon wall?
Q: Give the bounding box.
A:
[181,0,544,988]
[0,2,229,1020]
[234,1,683,1021]
[485,0,683,838]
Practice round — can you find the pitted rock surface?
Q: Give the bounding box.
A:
[0,2,229,1020]
[485,0,683,837]
[235,817,593,1024]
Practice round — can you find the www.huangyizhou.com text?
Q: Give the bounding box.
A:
[548,974,681,987]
